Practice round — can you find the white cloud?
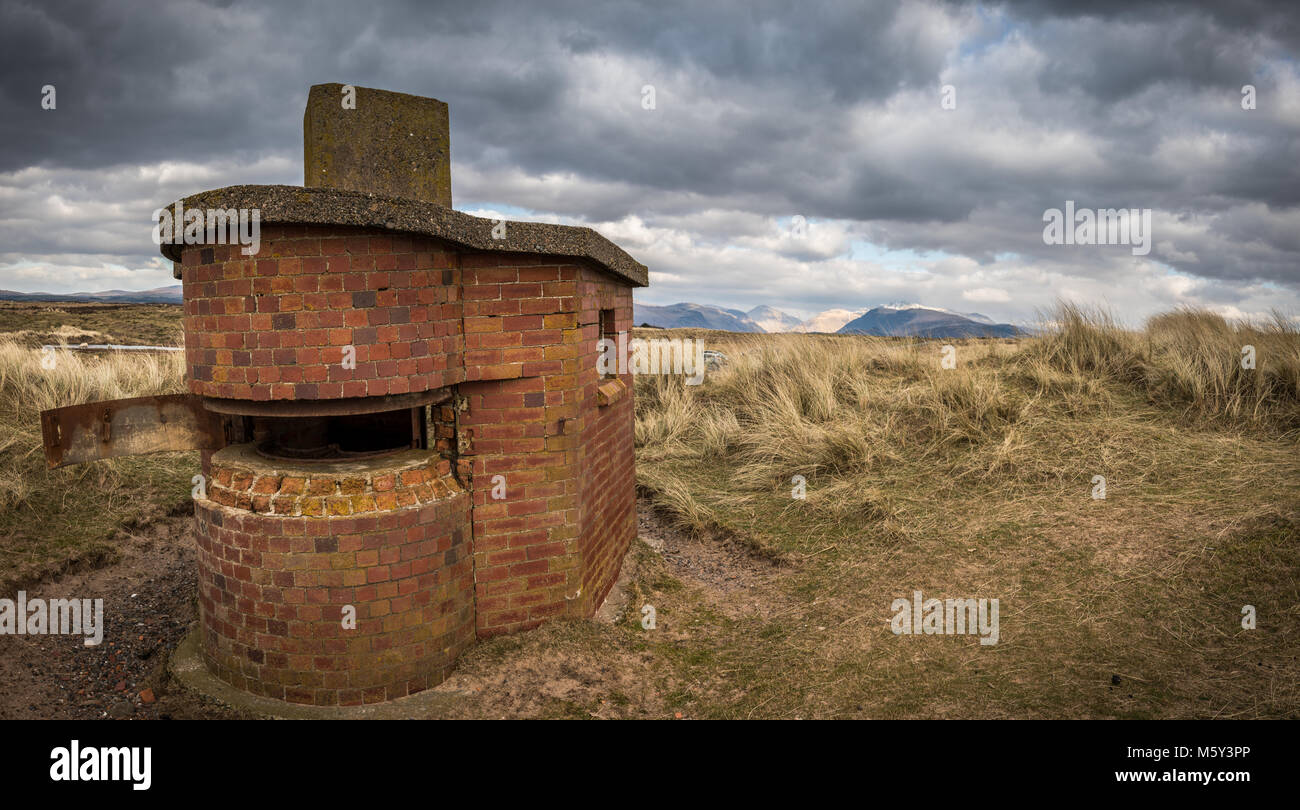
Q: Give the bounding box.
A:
[962,287,1011,303]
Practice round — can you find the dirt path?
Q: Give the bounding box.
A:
[0,514,207,719]
[634,505,786,618]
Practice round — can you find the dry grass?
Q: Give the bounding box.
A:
[0,334,193,591]
[0,300,183,348]
[0,338,186,507]
[1143,308,1300,422]
[637,306,1298,511]
[1023,302,1300,426]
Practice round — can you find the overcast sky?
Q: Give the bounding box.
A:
[1,0,1297,325]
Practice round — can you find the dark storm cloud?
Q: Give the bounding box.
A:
[983,0,1300,50]
[0,0,934,169]
[0,0,1297,308]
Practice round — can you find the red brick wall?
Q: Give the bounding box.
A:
[181,224,464,401]
[455,254,584,635]
[194,458,474,706]
[574,267,636,614]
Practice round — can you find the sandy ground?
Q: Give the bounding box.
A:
[0,514,236,719]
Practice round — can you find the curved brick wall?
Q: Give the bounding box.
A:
[209,444,457,517]
[180,224,465,401]
[195,445,474,705]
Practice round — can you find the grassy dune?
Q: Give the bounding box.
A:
[629,305,1299,717]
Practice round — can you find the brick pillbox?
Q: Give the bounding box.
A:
[155,85,649,707]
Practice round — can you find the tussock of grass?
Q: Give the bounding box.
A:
[1144,308,1300,423]
[1025,302,1145,381]
[636,468,716,536]
[1022,302,1300,426]
[634,330,1039,522]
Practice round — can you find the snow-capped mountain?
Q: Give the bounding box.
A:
[880,302,996,324]
[633,302,765,332]
[793,308,868,333]
[747,305,804,333]
[632,300,1018,337]
[838,305,1019,337]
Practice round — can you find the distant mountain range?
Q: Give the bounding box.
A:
[634,302,766,332]
[0,286,182,304]
[635,301,1021,337]
[747,305,804,333]
[0,286,1019,337]
[790,308,866,333]
[838,303,1019,337]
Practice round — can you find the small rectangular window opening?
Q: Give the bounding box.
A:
[599,309,617,379]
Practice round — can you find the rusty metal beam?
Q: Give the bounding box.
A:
[200,389,451,417]
[40,393,224,469]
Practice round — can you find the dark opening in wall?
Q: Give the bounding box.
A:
[599,308,616,378]
[252,407,426,461]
